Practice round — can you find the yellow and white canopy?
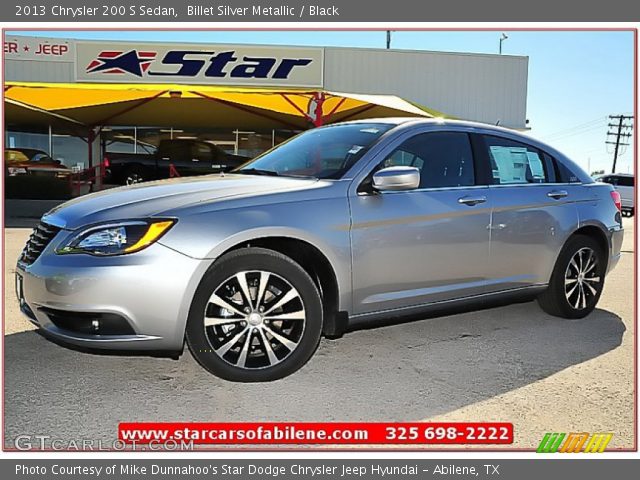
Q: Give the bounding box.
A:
[4,82,447,131]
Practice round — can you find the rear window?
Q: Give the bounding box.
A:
[598,175,632,187]
[542,152,581,184]
[4,150,29,164]
[617,176,634,187]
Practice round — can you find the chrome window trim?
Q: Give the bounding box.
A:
[488,182,583,188]
[359,184,489,196]
[359,182,583,196]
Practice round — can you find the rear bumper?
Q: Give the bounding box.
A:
[607,225,624,274]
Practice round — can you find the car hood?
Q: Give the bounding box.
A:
[43,174,319,230]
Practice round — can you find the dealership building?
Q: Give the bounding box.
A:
[4,34,529,172]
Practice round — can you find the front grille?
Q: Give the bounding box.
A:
[19,222,60,266]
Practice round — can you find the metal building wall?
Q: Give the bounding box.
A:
[4,36,529,129]
[5,59,74,83]
[323,47,529,129]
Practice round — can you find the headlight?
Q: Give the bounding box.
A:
[56,219,175,256]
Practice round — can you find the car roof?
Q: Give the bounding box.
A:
[337,117,526,135]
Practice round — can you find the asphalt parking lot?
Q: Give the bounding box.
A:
[3,218,635,450]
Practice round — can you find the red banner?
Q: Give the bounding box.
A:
[119,422,513,445]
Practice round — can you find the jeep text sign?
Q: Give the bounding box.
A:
[5,36,74,62]
[75,42,324,87]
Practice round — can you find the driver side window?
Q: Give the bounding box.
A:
[380,131,475,189]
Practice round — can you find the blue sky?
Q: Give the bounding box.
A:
[11,30,635,174]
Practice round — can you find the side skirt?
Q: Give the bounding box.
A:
[347,284,548,331]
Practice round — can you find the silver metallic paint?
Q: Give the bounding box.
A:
[17,119,623,350]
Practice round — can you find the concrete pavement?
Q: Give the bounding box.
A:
[3,218,635,450]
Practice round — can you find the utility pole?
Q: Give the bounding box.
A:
[606,114,633,173]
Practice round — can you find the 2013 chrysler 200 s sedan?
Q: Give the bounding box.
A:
[17,119,624,381]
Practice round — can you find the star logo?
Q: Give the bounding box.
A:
[86,50,157,77]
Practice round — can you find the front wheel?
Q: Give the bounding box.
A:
[186,248,323,382]
[537,235,606,319]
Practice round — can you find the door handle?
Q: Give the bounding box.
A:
[192,158,200,162]
[547,190,568,199]
[487,223,507,231]
[458,195,487,206]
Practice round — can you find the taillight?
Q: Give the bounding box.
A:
[610,190,622,212]
[103,156,110,168]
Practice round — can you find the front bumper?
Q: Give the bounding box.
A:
[16,237,209,351]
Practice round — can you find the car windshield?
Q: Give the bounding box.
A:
[235,123,394,179]
[31,153,53,162]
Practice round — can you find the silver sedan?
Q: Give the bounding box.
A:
[16,119,624,381]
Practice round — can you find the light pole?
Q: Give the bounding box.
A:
[499,33,508,54]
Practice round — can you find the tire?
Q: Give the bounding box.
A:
[537,235,606,319]
[123,165,147,185]
[185,247,323,382]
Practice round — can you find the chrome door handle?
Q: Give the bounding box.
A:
[547,190,568,199]
[192,158,200,162]
[458,195,487,206]
[487,223,507,231]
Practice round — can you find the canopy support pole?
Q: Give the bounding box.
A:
[87,127,95,192]
[279,92,327,127]
[48,125,53,156]
[312,92,326,127]
[280,93,313,123]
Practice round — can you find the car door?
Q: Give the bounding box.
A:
[189,142,227,175]
[157,140,193,177]
[349,129,492,315]
[478,134,580,290]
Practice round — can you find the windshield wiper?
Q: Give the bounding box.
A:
[235,168,280,177]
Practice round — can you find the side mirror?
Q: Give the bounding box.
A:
[372,166,420,192]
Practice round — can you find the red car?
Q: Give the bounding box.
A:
[5,148,71,177]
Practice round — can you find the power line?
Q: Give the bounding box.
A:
[542,116,607,140]
[544,122,608,142]
[606,114,633,173]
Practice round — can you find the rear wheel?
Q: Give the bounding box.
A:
[123,165,147,185]
[186,248,323,382]
[537,235,606,319]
